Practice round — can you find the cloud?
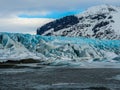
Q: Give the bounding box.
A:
[0,0,120,17]
[0,17,53,34]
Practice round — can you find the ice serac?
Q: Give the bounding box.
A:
[37,5,120,40]
[0,33,120,64]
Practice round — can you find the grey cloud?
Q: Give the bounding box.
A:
[0,0,120,16]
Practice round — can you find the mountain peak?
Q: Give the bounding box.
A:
[86,4,117,12]
[77,5,118,17]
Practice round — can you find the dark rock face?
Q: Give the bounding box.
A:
[0,35,3,44]
[92,21,110,33]
[37,15,79,35]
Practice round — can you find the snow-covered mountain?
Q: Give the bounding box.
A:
[37,5,120,40]
[0,33,120,65]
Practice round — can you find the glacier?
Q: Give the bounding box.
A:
[0,32,120,66]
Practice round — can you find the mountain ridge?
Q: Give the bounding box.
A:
[37,5,120,40]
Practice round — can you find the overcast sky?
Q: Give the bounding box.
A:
[0,0,120,34]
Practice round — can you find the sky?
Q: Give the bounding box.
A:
[0,0,120,34]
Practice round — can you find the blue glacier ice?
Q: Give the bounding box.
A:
[0,32,120,66]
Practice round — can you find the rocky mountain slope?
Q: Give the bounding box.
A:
[37,5,120,40]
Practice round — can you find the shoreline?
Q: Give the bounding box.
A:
[1,61,120,69]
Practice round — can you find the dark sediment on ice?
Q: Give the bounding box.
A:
[0,58,41,68]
